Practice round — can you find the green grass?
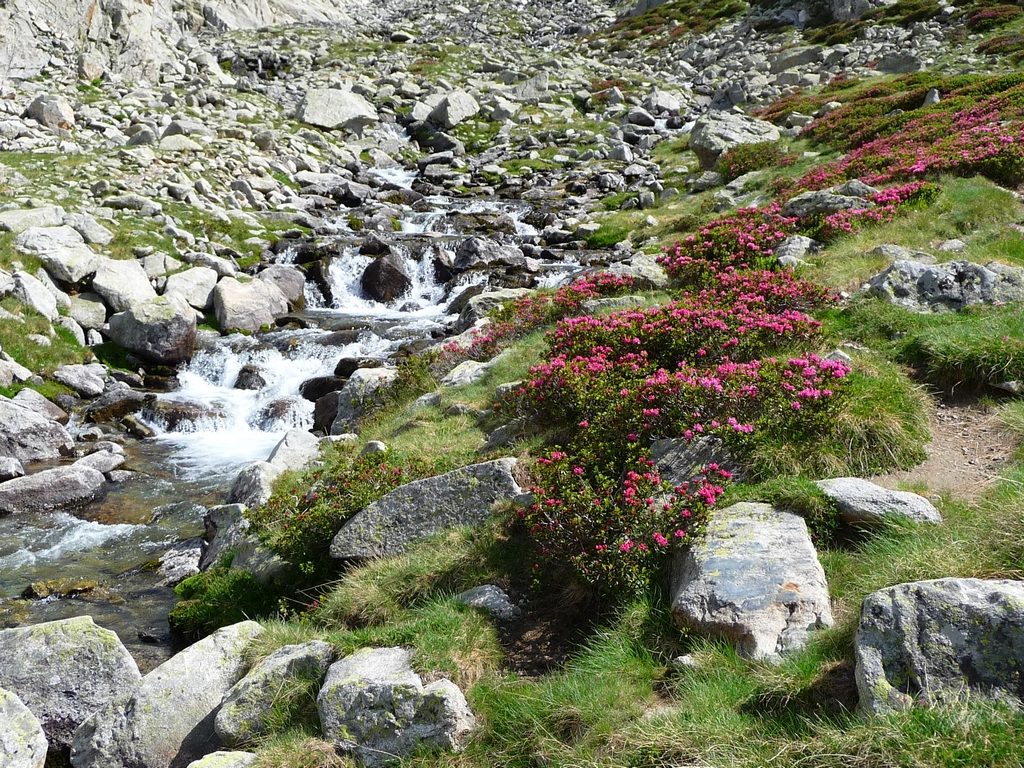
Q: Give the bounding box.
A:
[0,299,89,398]
[745,349,931,479]
[825,299,1024,391]
[807,176,1024,289]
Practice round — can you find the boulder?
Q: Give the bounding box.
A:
[165,267,219,310]
[455,288,531,332]
[213,277,289,333]
[0,456,25,482]
[0,465,106,514]
[92,258,157,312]
[670,502,833,660]
[689,112,781,169]
[200,504,283,582]
[361,253,412,303]
[298,89,379,131]
[328,367,399,434]
[317,647,474,766]
[25,95,75,131]
[185,753,256,768]
[267,429,320,471]
[781,191,871,219]
[453,237,525,271]
[214,641,335,747]
[70,621,264,768]
[227,463,280,510]
[0,397,73,463]
[855,578,1024,714]
[52,363,106,398]
[70,292,108,329]
[106,294,197,365]
[0,617,140,752]
[12,388,68,424]
[11,271,58,320]
[651,436,742,487]
[456,584,520,621]
[0,686,47,768]
[429,90,480,129]
[816,478,942,525]
[74,444,126,474]
[868,259,1024,312]
[330,458,521,561]
[83,384,148,423]
[0,206,65,234]
[257,265,305,306]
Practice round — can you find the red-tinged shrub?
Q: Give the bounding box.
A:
[967,4,1023,30]
[656,203,799,283]
[523,451,729,592]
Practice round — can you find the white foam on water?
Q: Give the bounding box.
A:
[0,513,141,569]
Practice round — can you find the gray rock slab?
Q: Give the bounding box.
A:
[670,502,833,660]
[330,458,521,561]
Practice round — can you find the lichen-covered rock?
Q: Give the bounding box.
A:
[456,585,520,621]
[70,621,263,768]
[670,502,833,660]
[298,88,379,131]
[330,458,521,561]
[856,578,1024,714]
[816,478,942,525]
[317,647,474,766]
[0,686,47,768]
[868,259,1024,312]
[215,641,335,747]
[0,617,140,752]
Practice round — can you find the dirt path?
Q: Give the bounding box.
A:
[870,399,1018,501]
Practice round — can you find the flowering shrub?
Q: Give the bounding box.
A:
[790,74,1024,188]
[657,203,798,283]
[807,181,940,240]
[434,272,636,371]
[967,4,1022,30]
[523,451,729,592]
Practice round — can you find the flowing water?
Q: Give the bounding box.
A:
[0,180,571,664]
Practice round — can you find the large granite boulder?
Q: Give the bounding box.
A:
[317,647,474,766]
[106,293,197,365]
[0,465,106,514]
[215,640,335,747]
[52,363,106,398]
[855,578,1024,714]
[213,277,289,333]
[816,478,942,525]
[330,458,521,561]
[868,259,1024,312]
[200,504,283,583]
[0,397,73,464]
[298,89,379,131]
[0,617,140,752]
[781,190,872,219]
[165,267,219,311]
[428,90,480,130]
[689,112,781,169]
[0,686,47,768]
[71,621,263,768]
[92,258,157,312]
[670,502,833,660]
